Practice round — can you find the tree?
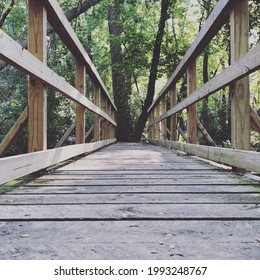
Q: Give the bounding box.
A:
[132,0,170,142]
[108,0,133,141]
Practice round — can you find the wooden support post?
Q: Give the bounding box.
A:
[155,104,160,140]
[230,0,250,151]
[106,102,112,140]
[251,107,260,134]
[75,61,86,144]
[93,83,101,142]
[55,122,76,148]
[111,109,116,138]
[148,114,152,139]
[28,0,47,152]
[187,60,197,144]
[197,119,217,146]
[161,95,167,140]
[170,84,177,141]
[100,94,106,140]
[150,108,155,139]
[0,107,28,157]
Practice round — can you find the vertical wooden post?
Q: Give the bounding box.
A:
[93,83,101,142]
[170,84,177,141]
[28,0,47,152]
[111,108,116,139]
[230,0,250,151]
[187,60,197,144]
[155,104,160,140]
[148,113,151,139]
[106,102,112,140]
[150,109,154,140]
[75,61,86,144]
[161,95,167,140]
[100,94,106,140]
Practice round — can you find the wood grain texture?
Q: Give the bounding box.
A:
[149,139,260,173]
[230,0,250,151]
[0,29,116,126]
[0,139,116,185]
[75,61,86,144]
[41,0,116,111]
[148,45,260,126]
[28,0,47,152]
[148,0,236,112]
[0,143,259,259]
[0,106,28,156]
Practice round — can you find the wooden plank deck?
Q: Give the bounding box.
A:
[0,142,259,259]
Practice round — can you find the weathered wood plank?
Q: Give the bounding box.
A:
[0,220,259,259]
[28,0,47,152]
[0,106,28,157]
[11,184,260,195]
[41,0,116,111]
[230,0,250,151]
[0,29,116,126]
[0,142,260,260]
[27,177,257,186]
[1,193,259,205]
[251,107,260,133]
[197,119,217,146]
[54,122,75,148]
[0,139,116,185]
[149,139,260,173]
[0,203,259,220]
[75,61,86,144]
[148,45,260,126]
[187,60,197,143]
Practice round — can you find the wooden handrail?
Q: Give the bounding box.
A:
[148,45,260,126]
[147,0,259,173]
[148,0,236,113]
[150,139,260,174]
[0,0,117,183]
[41,0,117,112]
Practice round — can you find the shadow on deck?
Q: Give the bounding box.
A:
[0,143,259,259]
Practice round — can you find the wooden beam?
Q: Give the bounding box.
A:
[105,102,112,140]
[187,60,197,144]
[75,61,86,144]
[155,104,160,140]
[28,0,47,152]
[149,139,260,174]
[230,0,250,151]
[177,124,187,142]
[148,0,236,113]
[161,95,167,140]
[170,84,177,141]
[148,45,260,126]
[0,29,116,126]
[93,83,101,142]
[54,122,75,148]
[0,107,28,157]
[0,139,116,185]
[197,119,217,147]
[85,125,94,141]
[41,0,117,112]
[250,107,260,134]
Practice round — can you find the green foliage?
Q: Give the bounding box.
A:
[0,0,259,151]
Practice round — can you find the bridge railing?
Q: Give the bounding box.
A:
[0,0,117,185]
[147,0,260,174]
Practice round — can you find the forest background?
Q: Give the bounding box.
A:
[0,0,259,155]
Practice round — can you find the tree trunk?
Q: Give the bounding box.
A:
[132,0,169,142]
[108,0,133,142]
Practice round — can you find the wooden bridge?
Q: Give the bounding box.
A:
[0,0,260,259]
